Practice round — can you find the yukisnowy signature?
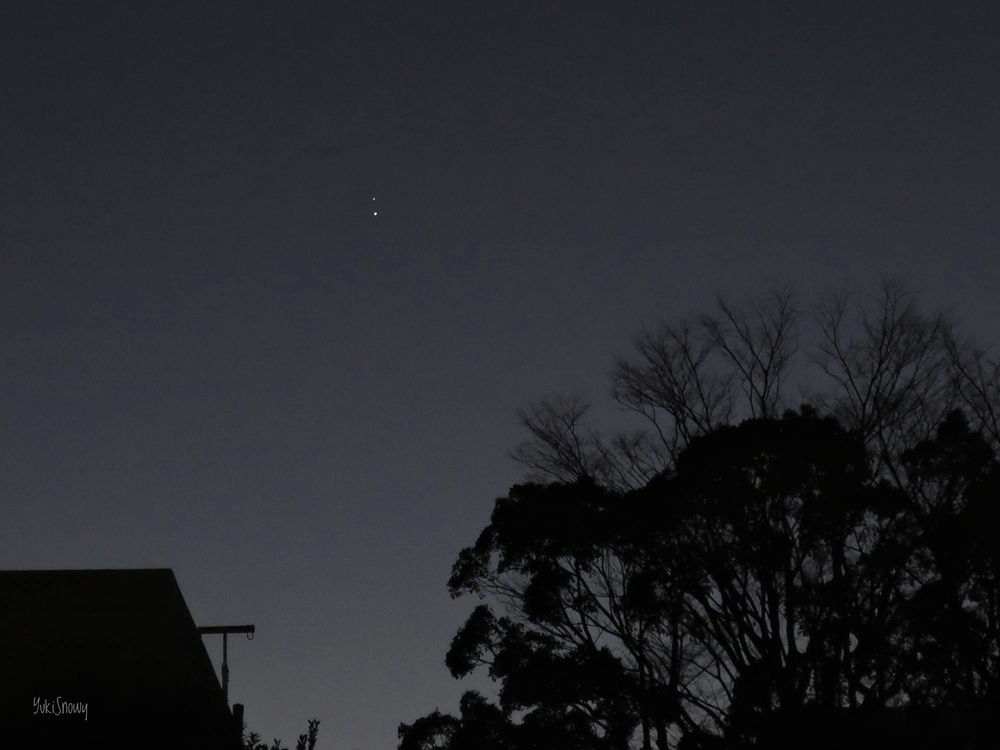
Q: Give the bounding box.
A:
[33,697,88,721]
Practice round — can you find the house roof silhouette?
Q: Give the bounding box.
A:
[0,568,243,750]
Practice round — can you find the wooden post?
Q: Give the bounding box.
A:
[197,625,255,706]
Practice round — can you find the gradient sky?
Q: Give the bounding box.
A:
[3,3,999,749]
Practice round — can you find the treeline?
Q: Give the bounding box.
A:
[399,278,1000,749]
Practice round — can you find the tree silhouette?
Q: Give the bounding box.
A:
[244,719,319,750]
[514,277,994,492]
[401,278,1000,749]
[895,411,1000,740]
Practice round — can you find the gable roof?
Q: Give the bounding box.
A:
[0,568,242,750]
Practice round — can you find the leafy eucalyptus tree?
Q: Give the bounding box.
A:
[400,278,1000,749]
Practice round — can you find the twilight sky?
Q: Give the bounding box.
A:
[2,3,999,749]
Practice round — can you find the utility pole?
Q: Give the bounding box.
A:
[198,624,255,705]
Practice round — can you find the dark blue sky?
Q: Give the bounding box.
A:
[3,3,999,748]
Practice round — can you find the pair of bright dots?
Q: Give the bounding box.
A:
[372,197,378,217]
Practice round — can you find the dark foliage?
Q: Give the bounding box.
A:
[401,281,1000,749]
[244,719,319,750]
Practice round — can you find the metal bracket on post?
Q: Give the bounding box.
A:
[198,624,255,705]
